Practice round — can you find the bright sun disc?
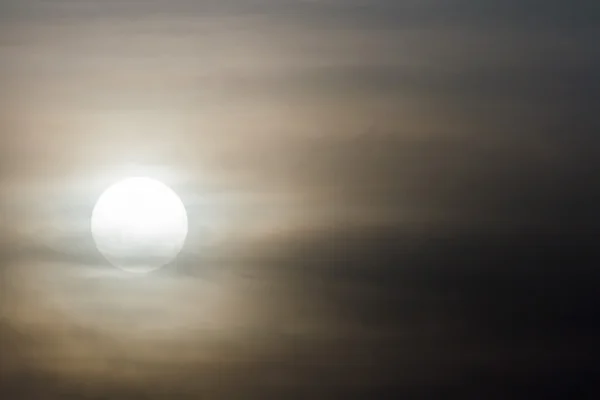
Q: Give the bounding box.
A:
[91,177,188,273]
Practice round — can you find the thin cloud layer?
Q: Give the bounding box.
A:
[1,0,599,398]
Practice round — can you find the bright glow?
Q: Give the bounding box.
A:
[91,177,188,273]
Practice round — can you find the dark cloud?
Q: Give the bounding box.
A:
[1,0,600,398]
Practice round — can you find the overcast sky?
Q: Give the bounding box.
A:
[1,1,599,398]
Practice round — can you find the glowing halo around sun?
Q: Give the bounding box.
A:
[91,177,188,273]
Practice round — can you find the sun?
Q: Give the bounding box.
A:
[91,177,188,273]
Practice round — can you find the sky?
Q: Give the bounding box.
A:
[1,1,599,398]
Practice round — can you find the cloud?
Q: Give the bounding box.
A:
[1,0,600,397]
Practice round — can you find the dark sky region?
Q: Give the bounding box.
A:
[1,1,600,399]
